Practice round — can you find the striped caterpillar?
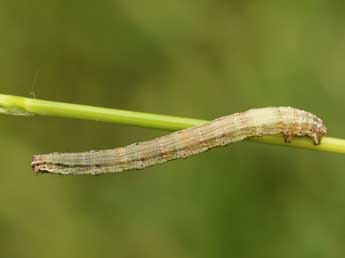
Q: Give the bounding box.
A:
[31,107,327,175]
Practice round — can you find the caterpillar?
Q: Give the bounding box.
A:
[31,107,327,175]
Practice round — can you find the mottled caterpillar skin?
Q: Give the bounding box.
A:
[32,107,327,175]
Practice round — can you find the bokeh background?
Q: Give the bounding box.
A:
[0,1,344,257]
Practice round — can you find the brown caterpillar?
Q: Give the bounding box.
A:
[31,107,327,175]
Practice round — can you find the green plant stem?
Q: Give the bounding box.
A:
[0,93,344,154]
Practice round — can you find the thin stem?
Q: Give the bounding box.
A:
[0,93,344,154]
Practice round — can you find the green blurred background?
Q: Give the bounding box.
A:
[0,0,344,257]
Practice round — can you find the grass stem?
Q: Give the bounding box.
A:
[0,93,344,154]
